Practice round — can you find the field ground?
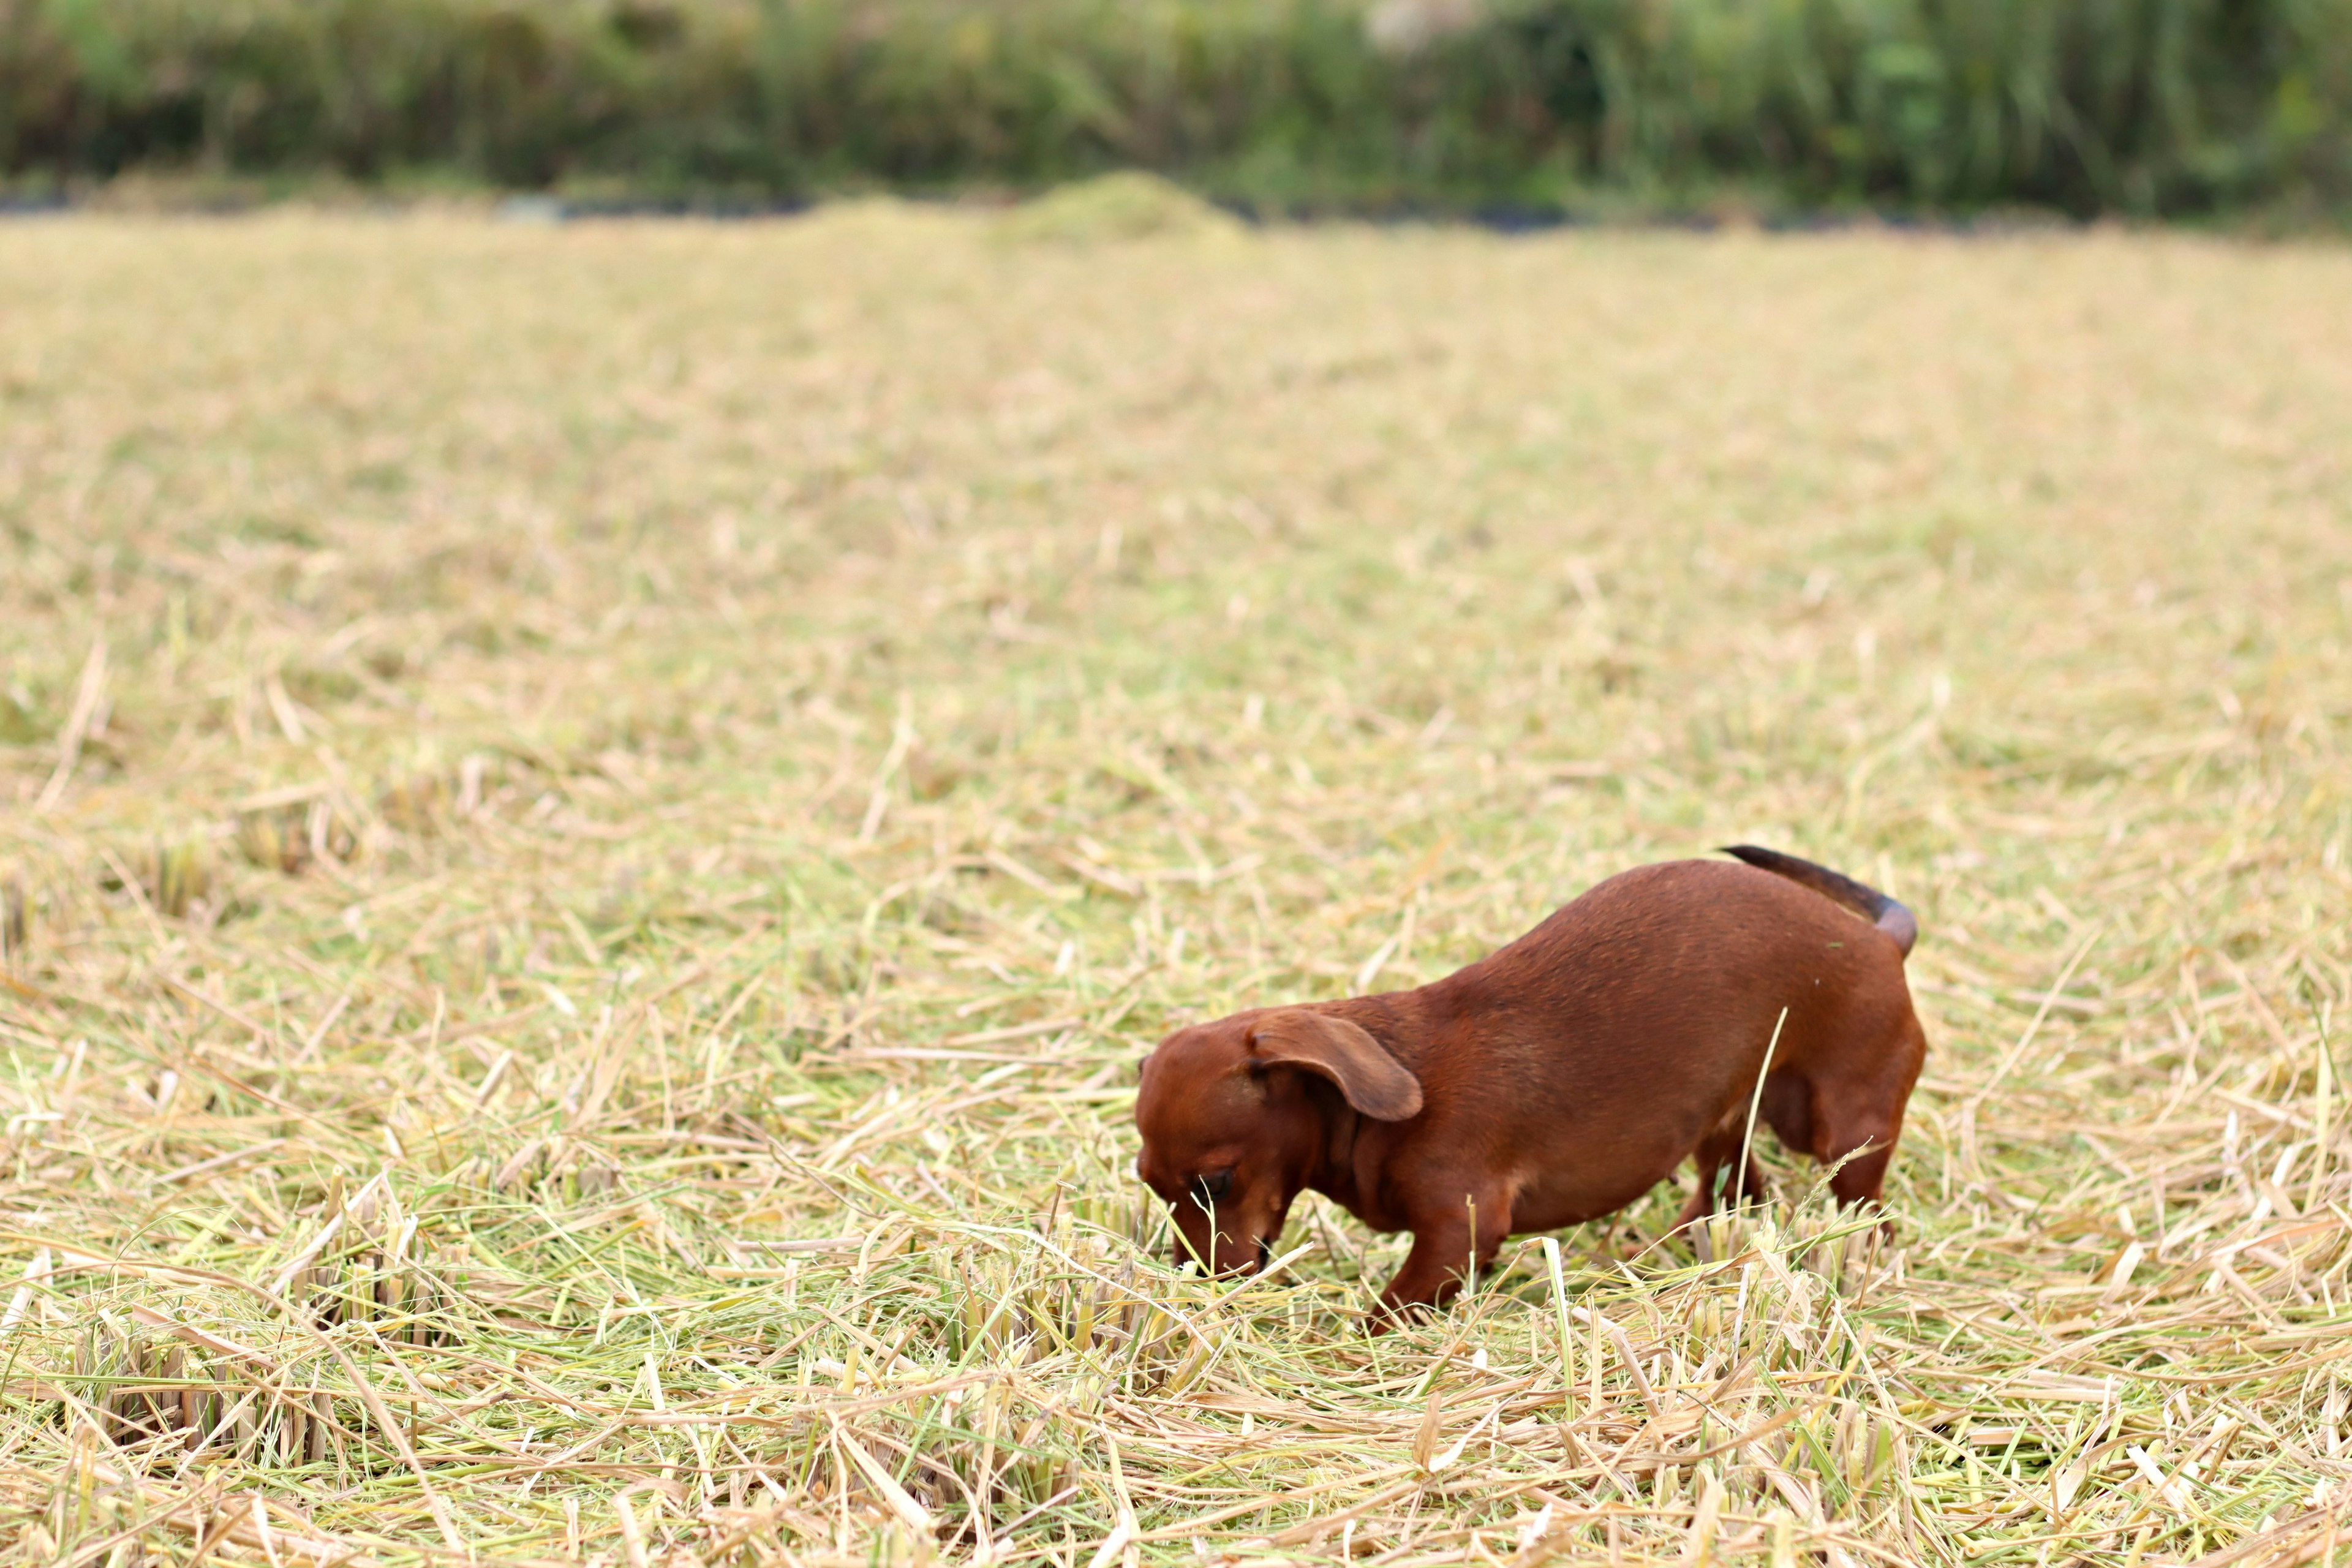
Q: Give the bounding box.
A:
[1,207,2350,1566]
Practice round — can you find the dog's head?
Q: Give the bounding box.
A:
[1133,1008,1423,1276]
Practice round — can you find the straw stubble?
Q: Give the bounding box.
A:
[0,208,2348,1564]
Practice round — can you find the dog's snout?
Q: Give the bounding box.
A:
[1170,1224,1272,1277]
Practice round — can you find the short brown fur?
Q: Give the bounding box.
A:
[1134,852,1927,1322]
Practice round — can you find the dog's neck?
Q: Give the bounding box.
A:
[1311,1091,1363,1209]
[1300,993,1430,1224]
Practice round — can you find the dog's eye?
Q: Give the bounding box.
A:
[1191,1171,1232,1205]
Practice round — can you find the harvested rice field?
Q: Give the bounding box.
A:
[2,205,2351,1567]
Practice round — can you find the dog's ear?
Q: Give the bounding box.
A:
[1246,1011,1422,1121]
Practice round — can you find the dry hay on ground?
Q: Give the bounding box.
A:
[0,207,2350,1566]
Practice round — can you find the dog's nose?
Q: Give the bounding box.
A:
[1256,1237,1272,1272]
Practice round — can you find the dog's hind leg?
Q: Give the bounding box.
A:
[1676,1127,1766,1231]
[1723,1147,1770,1208]
[1809,1016,1926,1210]
[1672,1185,1712,1232]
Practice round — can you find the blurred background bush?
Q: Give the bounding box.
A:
[2,0,2347,217]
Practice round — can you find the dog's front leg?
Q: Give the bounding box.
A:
[1373,1191,1509,1327]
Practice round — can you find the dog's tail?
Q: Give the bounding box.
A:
[1720,845,1917,958]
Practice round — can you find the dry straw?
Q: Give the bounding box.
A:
[0,206,2348,1565]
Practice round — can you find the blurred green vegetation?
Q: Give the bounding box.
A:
[2,0,2348,217]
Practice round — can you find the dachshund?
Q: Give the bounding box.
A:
[1133,846,1925,1321]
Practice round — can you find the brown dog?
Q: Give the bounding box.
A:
[1133,847,1925,1320]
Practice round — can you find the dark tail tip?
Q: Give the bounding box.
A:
[1877,902,1919,957]
[1719,845,1917,959]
